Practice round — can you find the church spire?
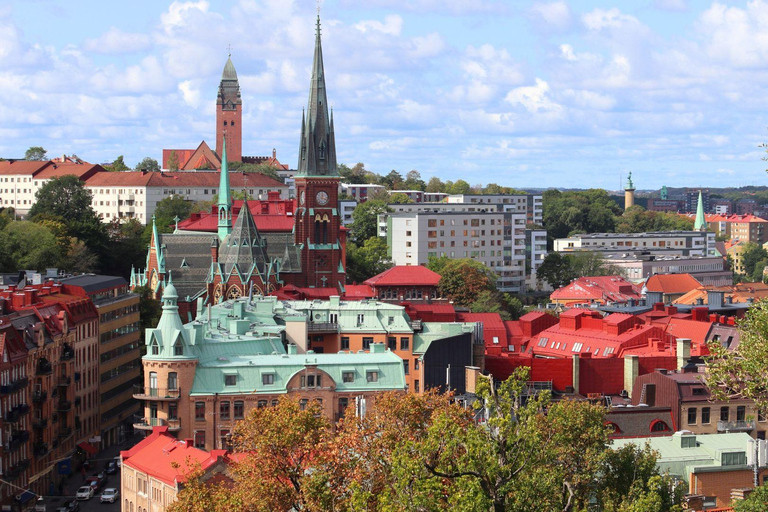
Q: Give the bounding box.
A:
[694,191,706,231]
[218,139,232,241]
[296,15,337,177]
[216,53,243,162]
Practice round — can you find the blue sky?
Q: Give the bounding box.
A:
[2,0,768,190]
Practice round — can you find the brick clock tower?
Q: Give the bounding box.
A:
[294,17,345,290]
[216,55,242,162]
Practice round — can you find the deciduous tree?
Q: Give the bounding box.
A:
[135,157,160,172]
[24,146,47,161]
[349,199,390,244]
[437,258,496,306]
[346,237,392,283]
[29,175,96,223]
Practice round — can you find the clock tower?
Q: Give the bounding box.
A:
[294,16,345,289]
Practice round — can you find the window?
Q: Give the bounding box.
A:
[173,339,183,356]
[363,337,373,350]
[194,430,205,449]
[257,400,267,409]
[262,373,274,385]
[150,340,159,355]
[167,372,178,391]
[721,407,730,422]
[403,361,409,375]
[414,380,420,393]
[388,337,396,350]
[224,375,237,386]
[650,420,669,432]
[220,429,231,449]
[414,358,420,370]
[681,435,696,448]
[688,408,697,425]
[338,397,349,418]
[400,337,410,350]
[357,314,365,325]
[234,401,244,419]
[702,407,711,424]
[195,402,205,420]
[220,401,230,420]
[302,374,322,388]
[722,452,747,466]
[341,337,350,350]
[299,399,308,411]
[366,371,379,383]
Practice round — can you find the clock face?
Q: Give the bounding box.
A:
[316,190,329,206]
[300,190,305,205]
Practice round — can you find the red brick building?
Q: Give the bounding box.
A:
[364,265,442,301]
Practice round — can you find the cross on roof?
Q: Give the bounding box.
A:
[227,43,232,56]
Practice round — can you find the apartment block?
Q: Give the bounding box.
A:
[554,231,718,257]
[380,211,528,293]
[445,193,544,225]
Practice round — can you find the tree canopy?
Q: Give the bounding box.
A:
[434,258,496,307]
[346,237,392,284]
[542,189,622,244]
[135,157,160,172]
[24,146,47,161]
[349,200,391,245]
[29,175,97,225]
[105,155,131,172]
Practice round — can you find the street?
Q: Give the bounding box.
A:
[36,436,137,512]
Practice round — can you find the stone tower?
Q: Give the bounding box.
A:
[293,16,345,289]
[216,55,242,163]
[624,172,636,210]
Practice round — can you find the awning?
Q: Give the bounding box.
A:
[16,491,35,504]
[77,441,98,455]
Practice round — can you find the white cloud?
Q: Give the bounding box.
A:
[582,8,640,31]
[697,1,768,68]
[529,2,571,30]
[178,80,201,107]
[83,28,151,55]
[505,79,562,113]
[355,15,403,36]
[160,1,210,33]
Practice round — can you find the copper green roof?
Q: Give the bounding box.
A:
[694,191,706,231]
[222,56,238,81]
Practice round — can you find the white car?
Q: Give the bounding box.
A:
[75,486,93,500]
[100,488,119,503]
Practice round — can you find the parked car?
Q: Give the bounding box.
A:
[76,486,94,500]
[100,488,119,504]
[114,456,121,468]
[105,460,118,474]
[65,499,79,512]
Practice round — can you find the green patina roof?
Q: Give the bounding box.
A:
[694,191,706,231]
[612,431,753,482]
[283,297,413,333]
[414,322,478,354]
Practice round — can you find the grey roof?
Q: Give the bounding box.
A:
[222,56,238,81]
[219,201,270,275]
[59,274,127,293]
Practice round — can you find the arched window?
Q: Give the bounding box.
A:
[650,419,669,432]
[604,421,621,434]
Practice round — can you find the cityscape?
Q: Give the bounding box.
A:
[2,1,768,511]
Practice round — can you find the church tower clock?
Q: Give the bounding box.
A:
[294,16,345,289]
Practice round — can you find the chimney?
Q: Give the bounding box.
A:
[572,355,580,395]
[677,338,691,370]
[624,355,639,399]
[272,148,276,159]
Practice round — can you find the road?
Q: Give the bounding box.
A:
[37,435,140,512]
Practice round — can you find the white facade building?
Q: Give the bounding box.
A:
[554,231,718,258]
[380,211,528,293]
[446,194,544,225]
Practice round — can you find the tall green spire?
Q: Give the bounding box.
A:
[218,139,232,241]
[152,214,165,273]
[694,191,706,231]
[296,15,337,177]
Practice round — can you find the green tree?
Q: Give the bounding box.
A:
[426,254,451,275]
[28,175,97,224]
[388,192,413,204]
[106,155,130,172]
[134,285,161,344]
[570,251,627,279]
[735,484,768,511]
[154,196,194,225]
[346,237,392,283]
[437,258,496,306]
[0,221,61,271]
[425,176,445,193]
[615,206,694,233]
[449,179,471,195]
[167,151,180,171]
[135,157,160,172]
[403,170,425,191]
[470,290,525,320]
[740,242,768,278]
[543,189,622,244]
[25,146,47,161]
[537,252,576,289]
[381,170,403,189]
[349,200,391,245]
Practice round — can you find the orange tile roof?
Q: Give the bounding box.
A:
[35,163,103,180]
[365,265,441,287]
[550,276,642,303]
[85,170,286,188]
[0,160,52,176]
[121,427,227,487]
[645,274,701,294]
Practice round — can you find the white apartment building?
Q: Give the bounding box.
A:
[340,199,357,226]
[602,254,732,287]
[446,194,544,225]
[554,231,718,258]
[527,229,549,291]
[379,211,528,293]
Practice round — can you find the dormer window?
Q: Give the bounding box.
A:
[151,339,159,356]
[173,339,183,356]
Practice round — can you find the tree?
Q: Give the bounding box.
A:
[542,189,622,245]
[134,285,161,344]
[135,157,160,172]
[735,484,768,511]
[403,170,425,191]
[105,155,130,172]
[437,258,496,306]
[706,299,768,413]
[154,196,194,226]
[346,237,392,283]
[228,162,284,183]
[167,151,180,171]
[537,253,577,289]
[615,206,694,233]
[25,146,47,161]
[0,221,61,272]
[388,192,413,204]
[28,175,97,224]
[449,179,471,195]
[425,176,445,193]
[349,200,390,245]
[570,251,626,279]
[740,242,768,278]
[380,170,403,189]
[470,290,525,320]
[426,254,451,275]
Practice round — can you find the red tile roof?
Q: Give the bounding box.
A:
[178,199,295,233]
[121,427,228,487]
[85,170,286,188]
[365,265,441,287]
[344,285,375,298]
[0,160,52,176]
[35,163,103,180]
[645,274,701,295]
[550,276,642,304]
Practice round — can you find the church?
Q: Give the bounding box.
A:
[133,17,346,317]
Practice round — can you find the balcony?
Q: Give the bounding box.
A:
[57,376,71,387]
[32,418,48,430]
[307,322,339,333]
[717,420,756,432]
[2,376,29,394]
[61,346,75,361]
[58,427,72,438]
[4,404,30,423]
[32,390,47,403]
[133,417,180,431]
[5,459,30,480]
[57,400,72,412]
[7,431,29,452]
[33,442,49,457]
[36,361,52,376]
[132,386,181,401]
[409,320,423,331]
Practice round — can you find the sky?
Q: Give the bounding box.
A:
[2,0,768,190]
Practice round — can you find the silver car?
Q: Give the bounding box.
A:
[100,488,119,503]
[75,486,93,500]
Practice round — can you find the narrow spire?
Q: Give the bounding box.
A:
[218,139,232,241]
[694,191,706,231]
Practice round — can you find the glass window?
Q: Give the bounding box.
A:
[219,401,230,420]
[363,337,373,350]
[737,406,746,422]
[702,407,711,424]
[224,375,237,386]
[194,430,205,449]
[721,407,730,422]
[262,374,274,385]
[173,339,183,356]
[388,337,396,350]
[400,337,410,350]
[366,371,378,383]
[403,361,409,375]
[341,337,350,350]
[167,372,178,391]
[687,408,697,425]
[234,401,244,419]
[257,400,267,409]
[195,402,205,421]
[342,371,354,383]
